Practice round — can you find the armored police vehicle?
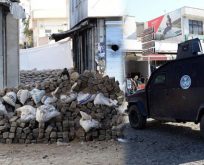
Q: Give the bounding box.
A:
[127,38,204,136]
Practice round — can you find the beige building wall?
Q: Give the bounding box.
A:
[70,0,125,28]
[30,0,68,47]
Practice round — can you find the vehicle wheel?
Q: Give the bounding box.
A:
[200,115,204,137]
[128,105,147,129]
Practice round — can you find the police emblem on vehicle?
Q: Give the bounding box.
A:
[180,75,191,89]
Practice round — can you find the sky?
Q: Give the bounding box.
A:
[125,0,204,22]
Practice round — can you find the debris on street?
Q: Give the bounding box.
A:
[0,70,126,144]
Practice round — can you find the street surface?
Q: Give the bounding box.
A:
[0,121,204,165]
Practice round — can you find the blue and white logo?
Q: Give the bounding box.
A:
[180,75,191,89]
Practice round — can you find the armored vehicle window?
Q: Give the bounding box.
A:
[154,74,166,85]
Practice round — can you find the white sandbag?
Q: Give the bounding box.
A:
[16,105,36,122]
[60,92,77,103]
[41,96,57,105]
[80,111,92,120]
[3,92,16,107]
[30,89,45,105]
[0,102,7,115]
[17,89,30,105]
[94,93,118,107]
[36,105,60,122]
[80,119,100,132]
[79,111,100,132]
[77,92,96,105]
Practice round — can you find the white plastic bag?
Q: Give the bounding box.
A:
[77,92,96,105]
[0,102,7,115]
[79,111,100,132]
[17,89,30,105]
[16,105,36,122]
[41,95,57,105]
[36,105,60,122]
[3,92,17,107]
[116,101,128,114]
[80,111,92,120]
[94,93,118,107]
[60,92,77,103]
[30,89,45,105]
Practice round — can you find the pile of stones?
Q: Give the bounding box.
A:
[0,70,126,144]
[20,70,62,86]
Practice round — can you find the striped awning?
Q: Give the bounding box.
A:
[140,54,176,61]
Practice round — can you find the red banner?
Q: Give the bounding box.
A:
[148,15,164,33]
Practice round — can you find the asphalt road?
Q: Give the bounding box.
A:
[123,120,204,165]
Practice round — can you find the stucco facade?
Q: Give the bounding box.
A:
[30,0,68,47]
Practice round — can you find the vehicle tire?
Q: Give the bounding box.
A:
[200,115,204,137]
[128,105,147,129]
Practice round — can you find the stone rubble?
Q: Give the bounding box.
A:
[0,70,126,144]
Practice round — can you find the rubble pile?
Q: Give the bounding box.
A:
[20,70,62,86]
[0,70,126,144]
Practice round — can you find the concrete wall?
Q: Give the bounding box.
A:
[70,0,88,28]
[88,0,124,18]
[20,41,73,70]
[70,0,125,28]
[123,16,137,39]
[6,13,19,87]
[182,6,204,19]
[105,20,124,86]
[0,7,4,88]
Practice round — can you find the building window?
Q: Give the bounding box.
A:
[189,20,203,35]
[45,29,52,36]
[45,29,51,33]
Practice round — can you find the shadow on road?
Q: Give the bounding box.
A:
[122,120,204,165]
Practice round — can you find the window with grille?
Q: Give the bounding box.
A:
[189,20,203,35]
[45,29,51,34]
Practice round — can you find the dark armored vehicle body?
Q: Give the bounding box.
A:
[127,38,204,135]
